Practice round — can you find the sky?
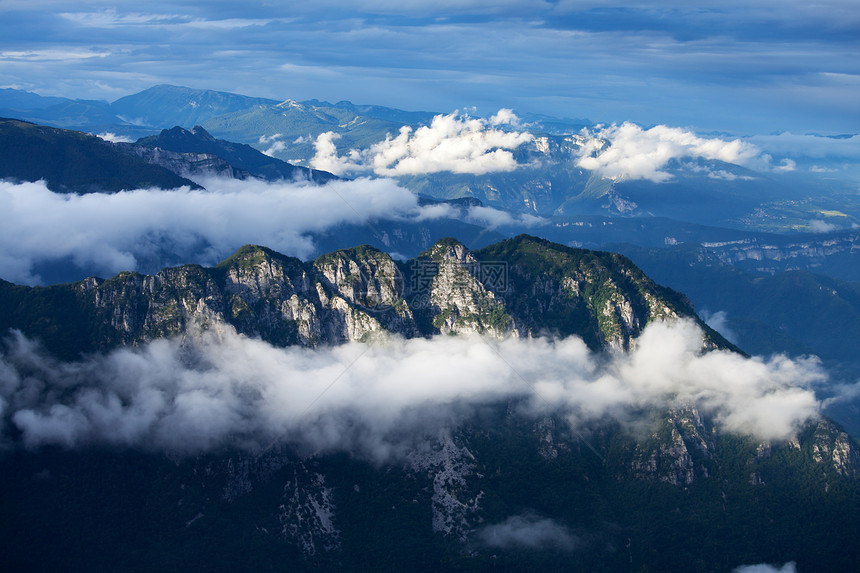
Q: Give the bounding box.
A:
[1,1,858,134]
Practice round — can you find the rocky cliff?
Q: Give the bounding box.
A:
[0,235,729,359]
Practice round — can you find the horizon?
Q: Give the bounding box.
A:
[1,1,858,136]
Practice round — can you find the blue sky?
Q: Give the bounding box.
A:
[0,1,858,134]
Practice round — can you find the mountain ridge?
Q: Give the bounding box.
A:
[0,235,731,358]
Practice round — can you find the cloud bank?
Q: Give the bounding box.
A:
[575,122,764,182]
[749,132,860,160]
[0,320,825,457]
[311,110,533,176]
[0,177,529,285]
[0,178,419,284]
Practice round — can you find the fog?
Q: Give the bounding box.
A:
[0,177,522,285]
[0,319,827,458]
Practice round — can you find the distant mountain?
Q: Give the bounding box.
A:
[137,125,337,183]
[302,98,438,125]
[0,236,857,572]
[111,84,281,129]
[200,99,404,160]
[0,118,200,193]
[0,87,70,110]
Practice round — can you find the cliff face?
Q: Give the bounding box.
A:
[1,235,726,358]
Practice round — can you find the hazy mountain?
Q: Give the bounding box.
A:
[0,87,70,110]
[111,84,281,129]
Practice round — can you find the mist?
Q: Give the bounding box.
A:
[0,319,827,458]
[0,177,522,285]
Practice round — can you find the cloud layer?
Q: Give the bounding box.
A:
[575,122,765,182]
[311,110,533,176]
[0,320,826,457]
[0,177,467,285]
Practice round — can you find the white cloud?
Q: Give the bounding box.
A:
[476,513,577,551]
[808,219,838,233]
[0,319,825,456]
[576,122,765,182]
[311,110,533,176]
[258,133,287,157]
[0,178,528,285]
[773,158,797,172]
[700,310,738,345]
[96,132,134,143]
[0,178,429,285]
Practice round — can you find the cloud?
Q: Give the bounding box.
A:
[0,178,426,284]
[0,49,111,62]
[258,133,287,157]
[748,132,860,160]
[0,319,825,457]
[96,132,134,143]
[311,110,533,176]
[732,563,797,573]
[475,513,577,551]
[808,219,838,233]
[700,310,738,345]
[575,122,765,182]
[0,178,534,285]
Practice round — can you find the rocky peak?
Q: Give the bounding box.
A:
[0,235,733,357]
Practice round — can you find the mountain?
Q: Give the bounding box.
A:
[0,236,857,572]
[0,118,339,195]
[200,99,404,161]
[0,87,70,110]
[136,125,337,183]
[0,235,728,358]
[302,98,438,125]
[0,118,200,193]
[111,84,281,129]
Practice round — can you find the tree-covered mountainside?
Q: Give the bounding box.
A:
[0,118,200,193]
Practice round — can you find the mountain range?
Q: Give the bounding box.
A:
[1,85,859,571]
[1,237,857,572]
